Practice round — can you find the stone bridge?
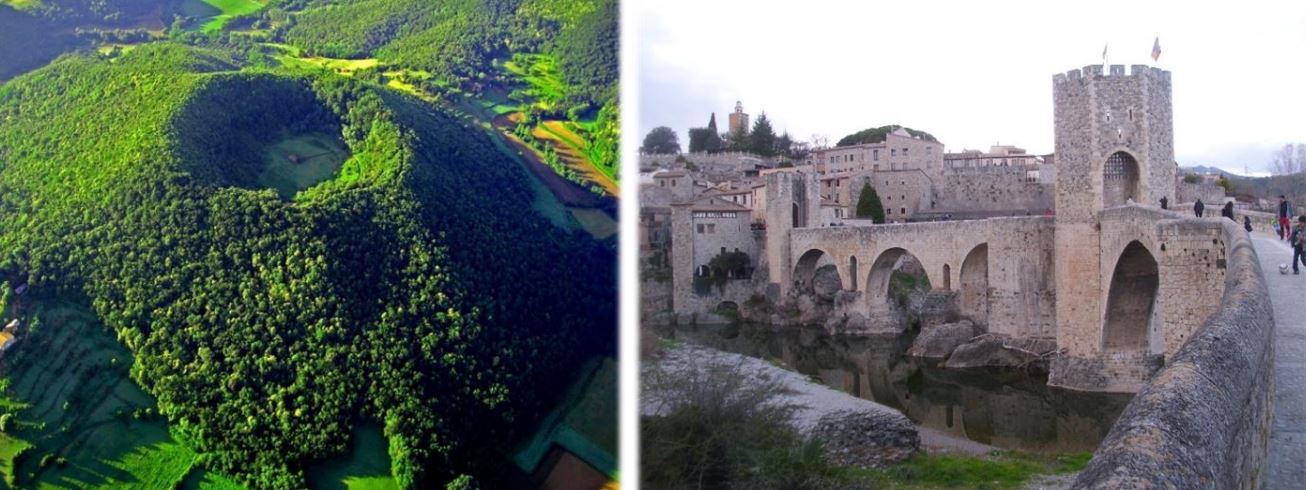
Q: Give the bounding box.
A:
[785,217,1055,338]
[774,200,1233,393]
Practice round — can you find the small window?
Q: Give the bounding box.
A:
[720,247,726,254]
[903,148,909,156]
[708,223,716,233]
[901,207,906,214]
[696,224,704,233]
[891,149,897,157]
[873,150,879,161]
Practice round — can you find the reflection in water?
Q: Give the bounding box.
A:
[660,322,1133,454]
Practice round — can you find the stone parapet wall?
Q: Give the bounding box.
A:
[1072,218,1273,489]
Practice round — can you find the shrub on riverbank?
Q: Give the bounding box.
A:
[641,362,870,490]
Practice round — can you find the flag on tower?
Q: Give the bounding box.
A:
[1151,37,1162,62]
[1102,43,1108,64]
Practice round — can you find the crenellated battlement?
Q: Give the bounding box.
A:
[1053,64,1171,84]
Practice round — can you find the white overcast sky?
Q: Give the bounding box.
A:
[635,0,1306,175]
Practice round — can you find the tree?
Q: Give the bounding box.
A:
[641,126,680,154]
[775,131,793,157]
[856,183,886,223]
[838,125,938,147]
[1271,143,1306,175]
[749,113,776,156]
[809,134,829,151]
[687,127,722,153]
[725,125,749,153]
[1217,175,1233,193]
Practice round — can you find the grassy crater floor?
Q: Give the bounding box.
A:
[257,133,352,200]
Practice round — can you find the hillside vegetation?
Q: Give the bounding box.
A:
[0,0,165,80]
[837,125,939,146]
[0,43,613,488]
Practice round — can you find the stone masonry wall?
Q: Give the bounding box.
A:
[935,166,1054,214]
[1051,206,1230,392]
[766,172,822,297]
[1176,181,1226,205]
[1073,218,1273,489]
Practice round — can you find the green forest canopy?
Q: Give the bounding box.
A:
[837,124,939,147]
[0,43,613,489]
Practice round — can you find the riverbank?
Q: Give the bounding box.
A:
[641,340,1086,489]
[643,342,992,456]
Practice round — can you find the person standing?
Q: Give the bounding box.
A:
[1244,215,1254,232]
[1194,199,1205,218]
[1292,216,1306,274]
[1221,201,1235,221]
[1279,195,1292,240]
[1160,196,1169,210]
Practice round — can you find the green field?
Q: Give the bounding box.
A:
[180,0,266,33]
[0,299,226,489]
[503,54,567,112]
[0,0,40,10]
[257,133,351,199]
[306,424,398,490]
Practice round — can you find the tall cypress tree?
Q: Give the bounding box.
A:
[856,183,886,224]
[750,113,776,156]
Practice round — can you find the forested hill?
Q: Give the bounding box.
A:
[275,0,618,114]
[0,43,614,488]
[0,0,164,80]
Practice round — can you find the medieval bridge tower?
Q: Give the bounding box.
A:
[1049,64,1177,391]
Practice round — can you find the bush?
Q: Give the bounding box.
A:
[641,361,867,489]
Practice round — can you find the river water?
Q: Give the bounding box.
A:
[657,322,1133,455]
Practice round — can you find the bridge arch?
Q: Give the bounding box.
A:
[865,247,928,308]
[1102,240,1159,352]
[794,248,842,295]
[960,243,990,326]
[1103,150,1141,207]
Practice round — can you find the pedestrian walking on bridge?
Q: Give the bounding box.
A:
[1280,195,1292,240]
[1195,199,1205,218]
[1292,216,1306,274]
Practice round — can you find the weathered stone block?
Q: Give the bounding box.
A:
[810,409,919,469]
[907,320,976,360]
